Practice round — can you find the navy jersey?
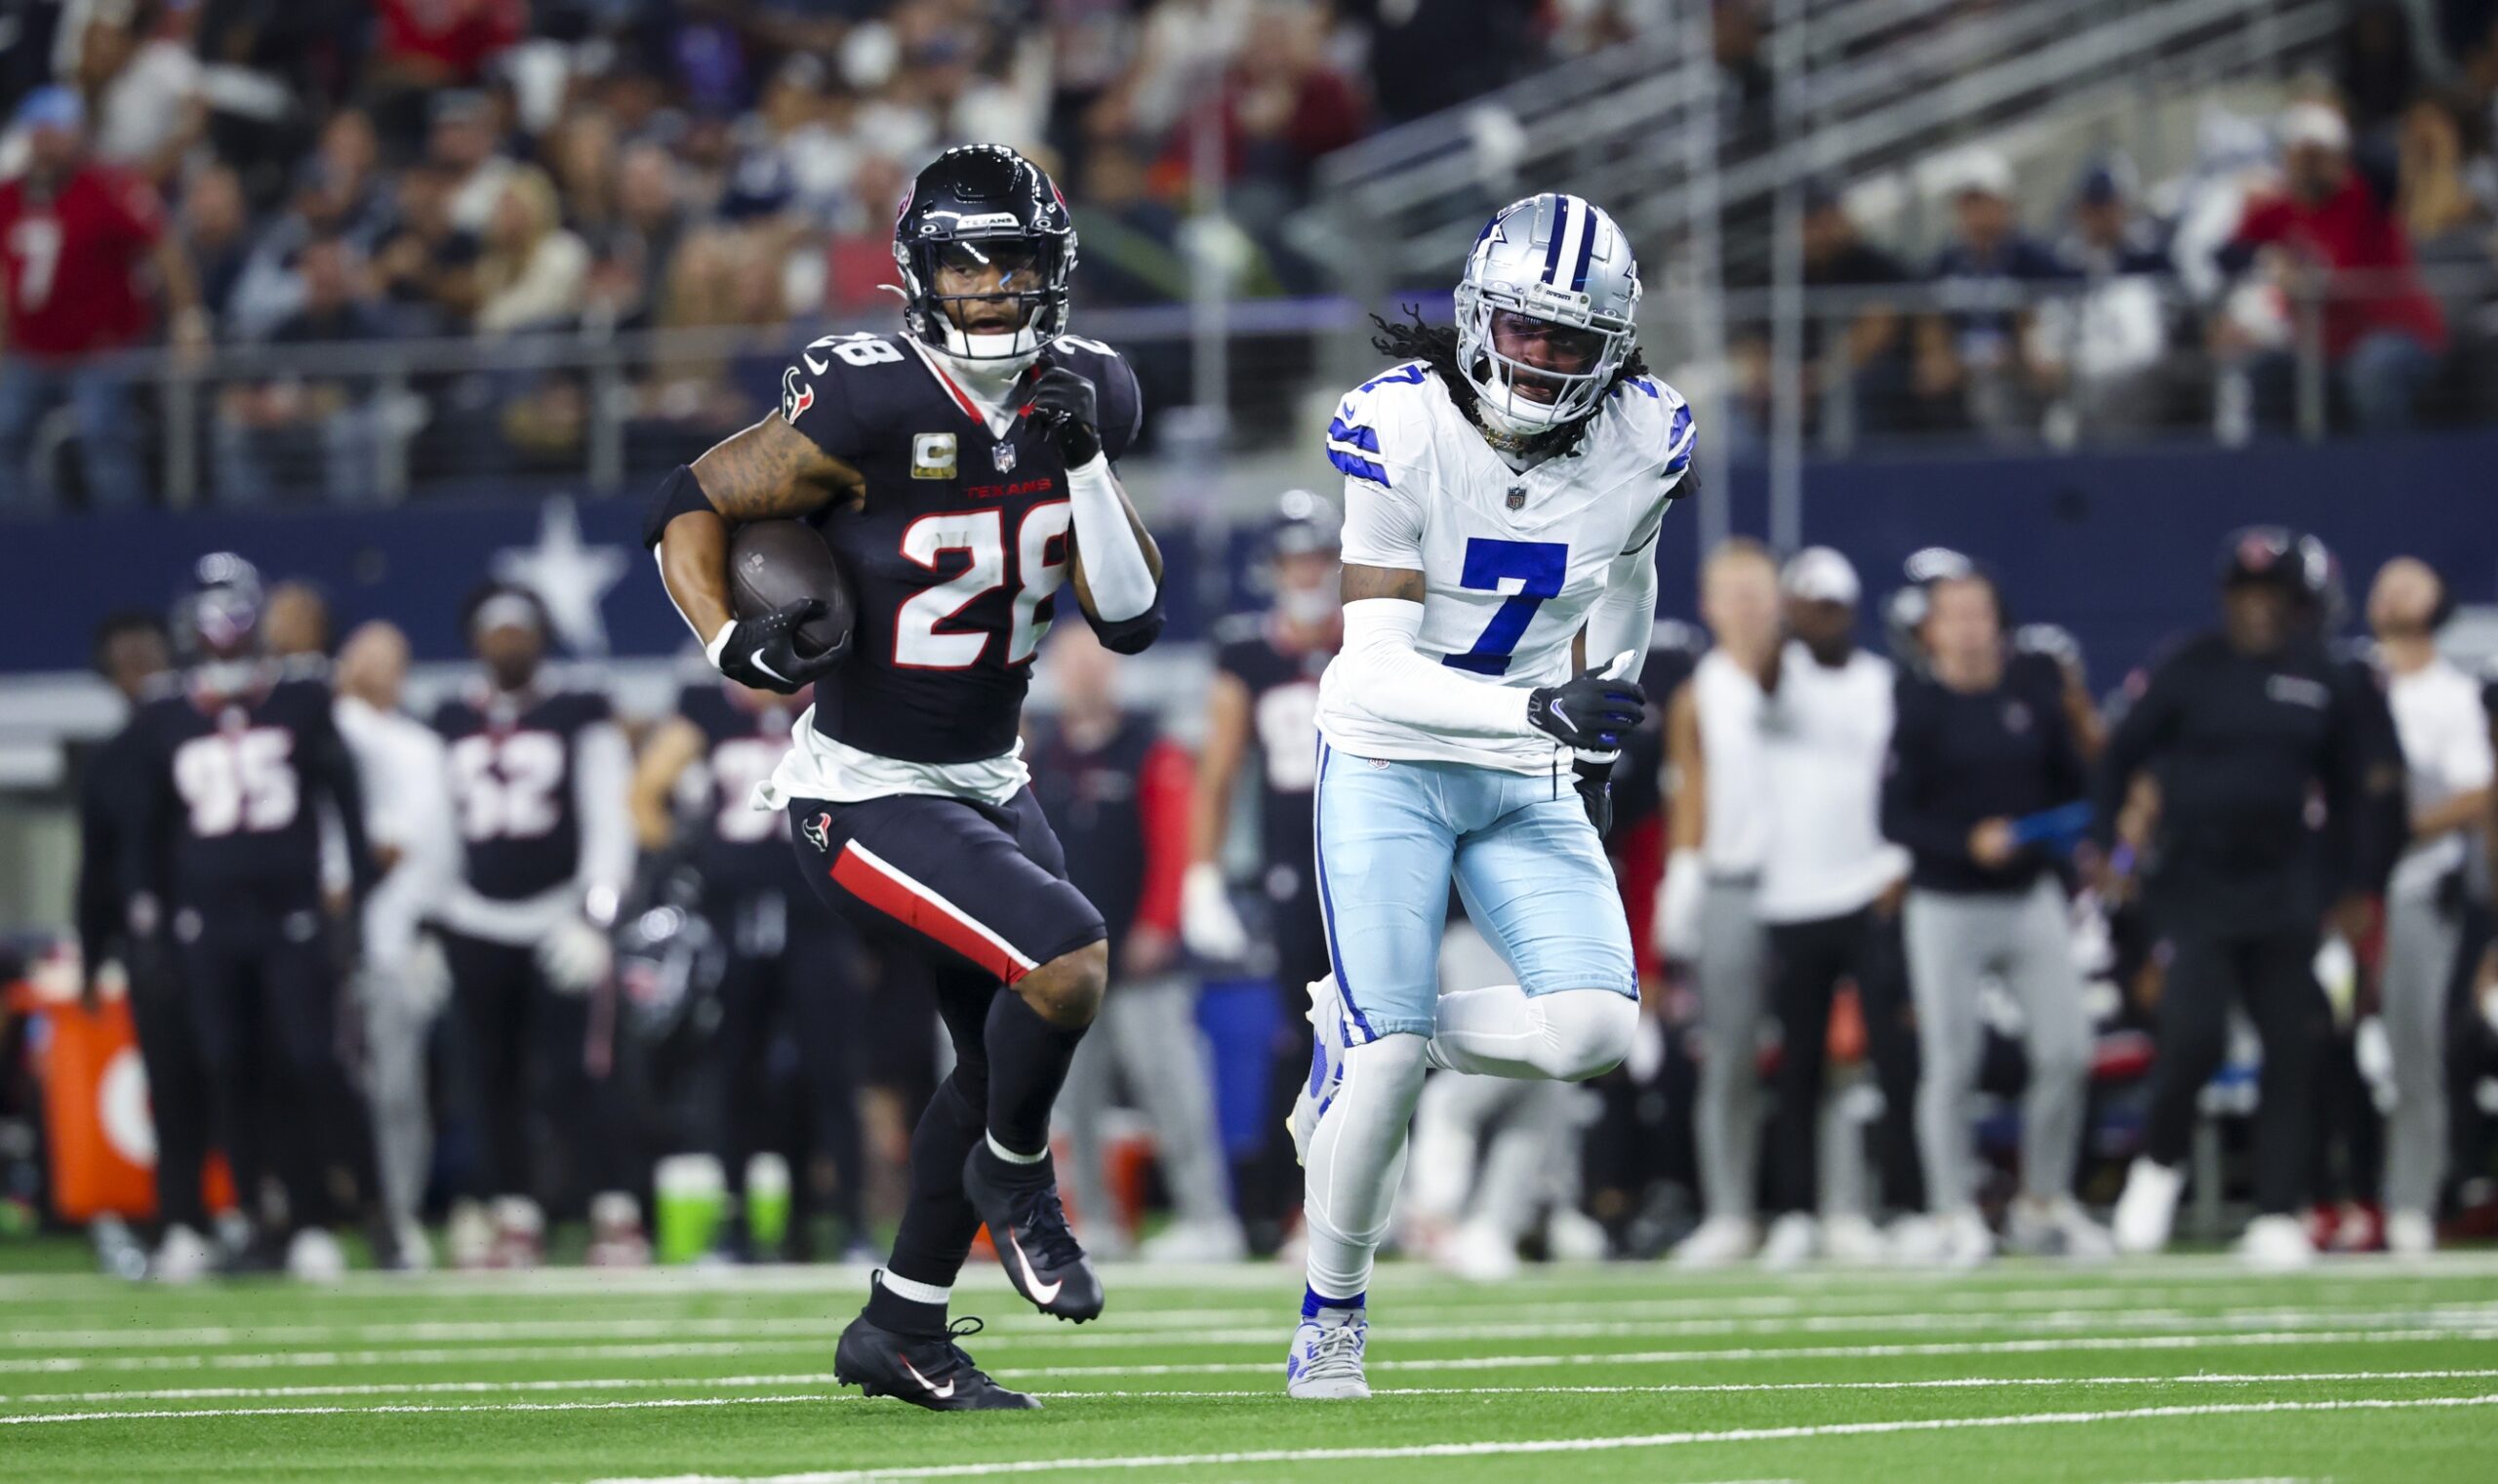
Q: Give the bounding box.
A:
[1882,650,2086,894]
[1212,614,1331,883]
[128,665,369,913]
[1025,711,1189,955]
[434,686,614,902]
[678,682,801,898]
[778,331,1146,765]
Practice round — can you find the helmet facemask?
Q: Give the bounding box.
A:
[898,232,1073,365]
[1455,278,1634,437]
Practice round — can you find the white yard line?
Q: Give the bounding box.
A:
[9,1302,2493,1354]
[3,1368,2491,1410]
[581,1393,2498,1483]
[0,1394,848,1426]
[6,1323,2494,1379]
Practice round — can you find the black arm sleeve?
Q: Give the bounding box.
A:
[1879,683,1972,862]
[1084,587,1166,656]
[74,757,125,973]
[2091,657,2182,851]
[303,699,379,900]
[641,463,715,550]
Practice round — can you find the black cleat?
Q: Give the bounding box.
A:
[832,1313,1038,1411]
[962,1147,1105,1322]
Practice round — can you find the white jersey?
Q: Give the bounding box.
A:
[1314,360,1695,773]
[2385,656,2495,898]
[1692,649,1770,876]
[1756,642,1909,924]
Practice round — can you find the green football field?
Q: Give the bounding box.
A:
[3,1251,2496,1482]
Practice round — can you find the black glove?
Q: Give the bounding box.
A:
[1022,365,1103,464]
[715,598,843,694]
[1572,755,1614,836]
[1526,673,1647,752]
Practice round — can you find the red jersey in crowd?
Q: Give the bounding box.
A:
[2233,171,2447,360]
[0,163,164,359]
[378,0,527,81]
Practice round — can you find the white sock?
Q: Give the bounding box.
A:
[878,1271,951,1306]
[1303,1033,1429,1301]
[986,1133,1048,1165]
[1424,985,1636,1082]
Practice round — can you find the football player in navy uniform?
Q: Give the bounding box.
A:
[1185,491,1341,1253]
[645,144,1163,1410]
[629,677,874,1261]
[433,583,642,1267]
[124,554,380,1278]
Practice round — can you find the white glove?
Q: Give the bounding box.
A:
[1654,850,1706,963]
[1181,862,1250,962]
[537,915,614,996]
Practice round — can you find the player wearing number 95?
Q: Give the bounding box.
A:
[1286,193,1693,1399]
[643,144,1164,1411]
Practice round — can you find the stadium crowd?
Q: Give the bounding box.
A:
[13,504,2497,1279]
[12,4,2498,502]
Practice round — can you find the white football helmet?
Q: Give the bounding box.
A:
[1454,193,1641,436]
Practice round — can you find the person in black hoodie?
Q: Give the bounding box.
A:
[2101,527,2402,1268]
[1883,564,2107,1264]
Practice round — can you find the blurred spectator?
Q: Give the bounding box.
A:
[181,163,254,325]
[824,152,910,314]
[1210,2,1364,200]
[2032,162,2176,437]
[584,142,691,331]
[372,163,484,336]
[2397,95,2494,311]
[1800,183,1915,436]
[214,235,394,504]
[1071,140,1189,305]
[1041,0,1144,177]
[2339,2,2424,138]
[2220,102,2448,433]
[475,169,589,337]
[433,91,519,237]
[1925,149,2075,439]
[77,0,209,184]
[0,87,204,511]
[1350,0,1540,126]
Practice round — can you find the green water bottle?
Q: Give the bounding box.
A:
[654,1153,725,1264]
[745,1152,792,1255]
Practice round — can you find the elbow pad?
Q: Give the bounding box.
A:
[643,464,715,549]
[1088,595,1165,656]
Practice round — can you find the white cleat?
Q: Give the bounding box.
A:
[1669,1216,1759,1269]
[1285,1307,1370,1400]
[1437,1221,1522,1283]
[1545,1206,1612,1263]
[150,1223,216,1285]
[1758,1212,1818,1270]
[445,1199,496,1271]
[2112,1157,2185,1257]
[1819,1213,1890,1266]
[2005,1196,2115,1262]
[1925,1207,1995,1269]
[1289,976,1353,1166]
[1139,1217,1249,1264]
[286,1227,347,1283]
[2385,1209,2436,1258]
[2236,1214,2317,1271]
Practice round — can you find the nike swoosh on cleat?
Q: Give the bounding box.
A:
[1003,1228,1064,1306]
[898,1354,954,1400]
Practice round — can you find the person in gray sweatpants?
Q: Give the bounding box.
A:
[1880,568,2108,1263]
[1656,541,1784,1265]
[2367,558,2494,1255]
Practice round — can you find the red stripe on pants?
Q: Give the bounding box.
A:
[831,844,1029,983]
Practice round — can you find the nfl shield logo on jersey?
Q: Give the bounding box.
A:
[992,441,1018,473]
[1506,485,1527,510]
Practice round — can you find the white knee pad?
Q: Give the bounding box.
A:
[1535,991,1639,1081]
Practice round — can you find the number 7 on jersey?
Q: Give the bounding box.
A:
[1442,538,1569,675]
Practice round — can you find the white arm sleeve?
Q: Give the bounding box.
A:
[572,721,636,924]
[1338,598,1533,739]
[1583,529,1663,688]
[1066,454,1157,622]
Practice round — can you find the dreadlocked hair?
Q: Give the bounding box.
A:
[1366,305,1648,460]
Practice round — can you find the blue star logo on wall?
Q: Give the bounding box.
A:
[492,499,628,657]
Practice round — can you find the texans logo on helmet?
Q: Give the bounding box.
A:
[802,812,832,851]
[782,366,816,423]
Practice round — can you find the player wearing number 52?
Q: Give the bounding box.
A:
[643,145,1163,1411]
[1288,193,1694,1400]
[429,582,645,1268]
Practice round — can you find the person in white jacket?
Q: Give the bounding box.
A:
[332,622,458,1269]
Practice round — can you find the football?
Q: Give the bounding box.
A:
[727,519,854,660]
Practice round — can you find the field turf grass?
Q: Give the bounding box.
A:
[2,1249,2495,1482]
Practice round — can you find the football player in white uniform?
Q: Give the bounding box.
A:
[1286,192,1694,1399]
